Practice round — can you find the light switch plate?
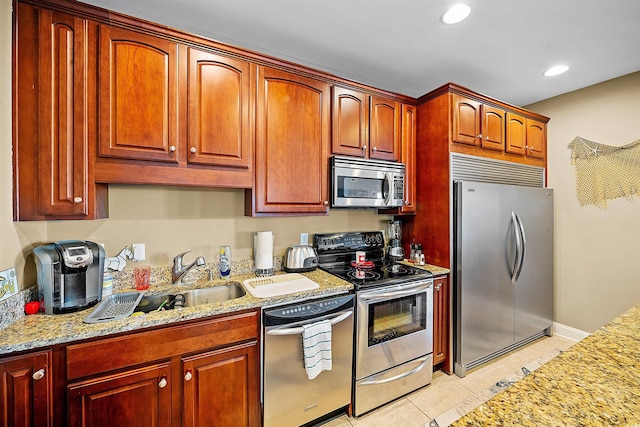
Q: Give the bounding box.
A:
[132,243,145,261]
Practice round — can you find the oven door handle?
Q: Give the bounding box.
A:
[360,356,430,385]
[266,311,352,336]
[358,283,431,300]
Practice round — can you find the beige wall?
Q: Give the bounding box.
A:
[527,71,640,332]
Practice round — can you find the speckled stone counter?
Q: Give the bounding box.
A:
[453,303,640,426]
[0,269,352,356]
[399,261,450,276]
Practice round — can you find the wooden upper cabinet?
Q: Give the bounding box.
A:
[251,66,330,215]
[98,25,180,162]
[452,94,481,146]
[481,105,505,151]
[187,48,251,169]
[506,112,527,155]
[399,104,417,214]
[331,86,369,157]
[369,95,401,161]
[526,118,546,159]
[0,350,52,427]
[14,3,107,221]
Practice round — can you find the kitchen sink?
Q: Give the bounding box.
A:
[181,283,246,307]
[134,283,246,313]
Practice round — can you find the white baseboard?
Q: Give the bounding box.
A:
[553,322,590,342]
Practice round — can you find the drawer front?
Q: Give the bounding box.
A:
[66,310,258,380]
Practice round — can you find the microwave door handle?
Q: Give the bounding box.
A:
[383,172,393,206]
[266,311,352,336]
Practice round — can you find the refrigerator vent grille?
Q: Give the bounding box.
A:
[450,153,545,187]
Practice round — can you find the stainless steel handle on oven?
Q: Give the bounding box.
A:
[266,311,352,336]
[358,282,431,301]
[360,356,430,385]
[384,172,394,206]
[511,211,526,284]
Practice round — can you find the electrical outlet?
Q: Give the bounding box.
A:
[299,233,309,245]
[131,243,145,261]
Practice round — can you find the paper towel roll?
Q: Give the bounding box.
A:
[254,231,274,271]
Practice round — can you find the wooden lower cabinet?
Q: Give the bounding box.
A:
[67,363,172,427]
[0,350,52,427]
[432,275,450,372]
[182,341,259,427]
[64,310,260,427]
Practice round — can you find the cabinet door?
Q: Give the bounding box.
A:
[505,112,526,155]
[452,94,481,146]
[68,363,171,427]
[369,95,400,161]
[331,86,368,157]
[0,351,52,427]
[480,105,505,151]
[432,276,449,367]
[187,48,252,169]
[182,341,260,427]
[526,118,546,159]
[253,66,330,214]
[98,26,180,163]
[400,104,416,213]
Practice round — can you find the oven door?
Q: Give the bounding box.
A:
[355,279,433,380]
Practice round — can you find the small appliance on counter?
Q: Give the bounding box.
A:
[33,240,105,314]
[386,219,404,261]
[282,245,318,272]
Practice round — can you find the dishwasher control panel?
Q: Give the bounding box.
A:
[263,294,353,324]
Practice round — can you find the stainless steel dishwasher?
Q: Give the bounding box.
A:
[262,294,354,427]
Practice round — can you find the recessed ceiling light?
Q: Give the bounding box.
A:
[442,4,471,24]
[544,65,569,77]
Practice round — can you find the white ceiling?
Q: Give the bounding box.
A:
[81,0,640,106]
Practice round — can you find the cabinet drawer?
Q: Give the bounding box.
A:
[66,310,258,380]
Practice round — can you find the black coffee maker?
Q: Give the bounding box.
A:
[33,240,105,314]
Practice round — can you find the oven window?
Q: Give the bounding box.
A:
[337,177,383,199]
[367,294,426,346]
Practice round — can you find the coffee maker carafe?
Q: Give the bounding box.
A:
[33,240,105,314]
[386,220,405,261]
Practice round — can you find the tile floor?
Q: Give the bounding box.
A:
[317,334,577,427]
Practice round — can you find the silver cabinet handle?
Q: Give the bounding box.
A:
[361,356,430,385]
[158,377,168,388]
[184,371,193,381]
[73,197,83,204]
[266,311,352,336]
[169,145,176,152]
[189,147,197,154]
[32,369,45,381]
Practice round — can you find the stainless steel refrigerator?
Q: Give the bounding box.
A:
[453,180,553,377]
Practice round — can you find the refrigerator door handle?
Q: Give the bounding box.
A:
[511,211,522,284]
[514,212,527,283]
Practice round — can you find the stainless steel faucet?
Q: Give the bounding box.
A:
[172,251,206,284]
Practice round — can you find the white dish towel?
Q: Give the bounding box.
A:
[302,319,333,380]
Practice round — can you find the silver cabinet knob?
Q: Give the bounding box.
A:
[32,369,45,381]
[73,197,83,204]
[362,145,367,151]
[477,134,483,139]
[404,200,409,206]
[323,200,329,206]
[372,147,377,152]
[485,136,489,140]
[190,147,197,154]
[169,145,176,152]
[158,377,168,388]
[435,283,442,291]
[184,371,193,381]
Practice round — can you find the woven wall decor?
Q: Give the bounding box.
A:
[568,136,640,209]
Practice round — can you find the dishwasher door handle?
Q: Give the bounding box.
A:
[266,311,352,336]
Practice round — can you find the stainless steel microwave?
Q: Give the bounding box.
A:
[331,156,405,208]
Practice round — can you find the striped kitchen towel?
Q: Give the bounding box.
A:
[302,319,333,380]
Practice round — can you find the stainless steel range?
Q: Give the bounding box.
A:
[314,231,434,416]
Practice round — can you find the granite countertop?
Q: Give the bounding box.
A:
[399,261,450,276]
[0,269,352,356]
[453,303,640,426]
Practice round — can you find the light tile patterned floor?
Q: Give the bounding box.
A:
[317,334,577,427]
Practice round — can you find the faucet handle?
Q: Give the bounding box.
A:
[195,256,206,267]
